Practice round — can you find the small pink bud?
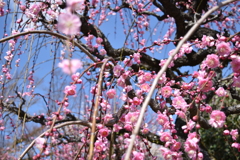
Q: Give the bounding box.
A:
[223,130,230,135]
[193,115,198,121]
[196,124,201,129]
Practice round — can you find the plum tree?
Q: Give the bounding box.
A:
[0,0,239,159]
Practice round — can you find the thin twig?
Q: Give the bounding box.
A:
[74,142,86,160]
[88,57,115,160]
[0,30,97,62]
[18,61,100,159]
[18,120,92,160]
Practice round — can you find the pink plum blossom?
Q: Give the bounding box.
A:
[99,128,110,137]
[217,35,227,42]
[184,132,200,159]
[143,72,152,81]
[198,78,213,92]
[203,54,220,69]
[202,35,214,47]
[58,12,81,35]
[26,4,41,18]
[20,5,26,11]
[106,89,116,99]
[160,59,174,68]
[232,143,240,149]
[35,137,46,150]
[0,126,5,131]
[161,86,172,98]
[5,72,11,79]
[0,1,5,8]
[175,110,185,119]
[215,87,227,97]
[230,129,238,140]
[12,30,20,36]
[133,53,141,64]
[143,21,149,28]
[123,58,133,67]
[160,132,173,142]
[64,85,77,96]
[192,71,199,78]
[117,76,125,88]
[132,151,144,160]
[96,37,103,44]
[0,8,3,16]
[103,114,113,122]
[47,10,57,20]
[181,43,193,54]
[132,97,142,105]
[8,40,15,48]
[208,110,226,128]
[90,86,98,94]
[56,0,63,5]
[158,72,167,84]
[91,0,98,7]
[124,124,133,131]
[173,89,181,97]
[139,39,146,46]
[142,127,149,134]
[198,152,204,160]
[171,141,181,151]
[113,65,123,77]
[216,42,232,57]
[2,67,8,73]
[99,48,106,56]
[157,113,168,126]
[182,120,196,132]
[223,130,230,135]
[172,96,188,112]
[233,76,240,87]
[113,124,122,132]
[71,72,82,84]
[135,90,143,98]
[94,138,106,152]
[205,105,212,113]
[160,147,173,159]
[100,100,111,111]
[231,55,240,74]
[137,75,145,84]
[67,0,84,11]
[122,70,131,79]
[4,50,13,61]
[182,82,194,90]
[125,111,139,124]
[140,83,150,92]
[124,85,133,93]
[58,59,83,74]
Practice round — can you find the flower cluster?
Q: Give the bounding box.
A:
[1,1,240,160]
[208,110,226,128]
[184,132,202,160]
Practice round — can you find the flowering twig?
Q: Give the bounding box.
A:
[19,60,100,159]
[88,57,115,160]
[0,30,97,62]
[18,120,91,160]
[74,142,86,160]
[124,0,238,159]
